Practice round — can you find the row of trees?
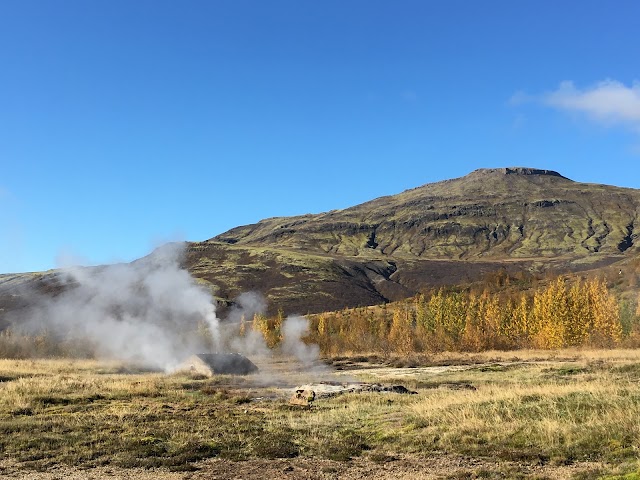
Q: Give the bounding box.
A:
[247,277,637,356]
[2,276,637,358]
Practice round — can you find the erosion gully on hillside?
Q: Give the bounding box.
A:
[2,350,640,479]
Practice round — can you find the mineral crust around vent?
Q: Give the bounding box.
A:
[289,382,417,405]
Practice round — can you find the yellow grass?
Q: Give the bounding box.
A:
[2,352,640,478]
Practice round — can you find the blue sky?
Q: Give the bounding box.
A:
[1,0,639,273]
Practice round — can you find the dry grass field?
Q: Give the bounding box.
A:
[2,350,640,479]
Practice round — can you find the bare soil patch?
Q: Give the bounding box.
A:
[0,455,605,480]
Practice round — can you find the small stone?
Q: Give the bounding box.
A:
[289,389,316,407]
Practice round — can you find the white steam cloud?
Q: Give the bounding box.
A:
[10,243,218,370]
[225,291,267,324]
[281,315,321,368]
[6,243,323,375]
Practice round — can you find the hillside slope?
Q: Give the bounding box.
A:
[183,167,640,313]
[2,167,639,317]
[212,168,640,259]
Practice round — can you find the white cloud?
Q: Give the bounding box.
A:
[509,90,533,106]
[541,79,640,131]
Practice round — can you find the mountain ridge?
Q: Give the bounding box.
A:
[178,166,640,313]
[209,167,639,260]
[2,167,639,317]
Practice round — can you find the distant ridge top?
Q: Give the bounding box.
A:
[470,167,569,179]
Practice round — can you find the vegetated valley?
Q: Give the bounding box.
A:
[2,167,640,479]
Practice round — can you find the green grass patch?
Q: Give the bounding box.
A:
[2,356,640,475]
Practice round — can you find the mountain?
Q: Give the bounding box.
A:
[184,167,640,313]
[2,167,639,318]
[212,167,638,258]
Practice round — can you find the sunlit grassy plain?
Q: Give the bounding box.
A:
[2,351,640,478]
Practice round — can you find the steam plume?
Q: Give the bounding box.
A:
[281,315,321,368]
[9,243,218,370]
[6,243,324,375]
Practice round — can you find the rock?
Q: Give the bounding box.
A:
[384,385,418,394]
[289,389,316,407]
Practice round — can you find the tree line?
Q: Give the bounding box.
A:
[248,277,639,356]
[2,275,638,358]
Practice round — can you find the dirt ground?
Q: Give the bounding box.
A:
[0,455,604,480]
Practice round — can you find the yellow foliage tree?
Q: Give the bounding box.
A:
[388,307,414,355]
[565,282,590,346]
[482,291,502,349]
[461,292,482,351]
[509,295,530,348]
[587,279,622,347]
[531,278,566,349]
[252,313,269,343]
[440,292,467,349]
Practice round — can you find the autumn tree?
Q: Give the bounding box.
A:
[587,278,622,347]
[388,306,414,355]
